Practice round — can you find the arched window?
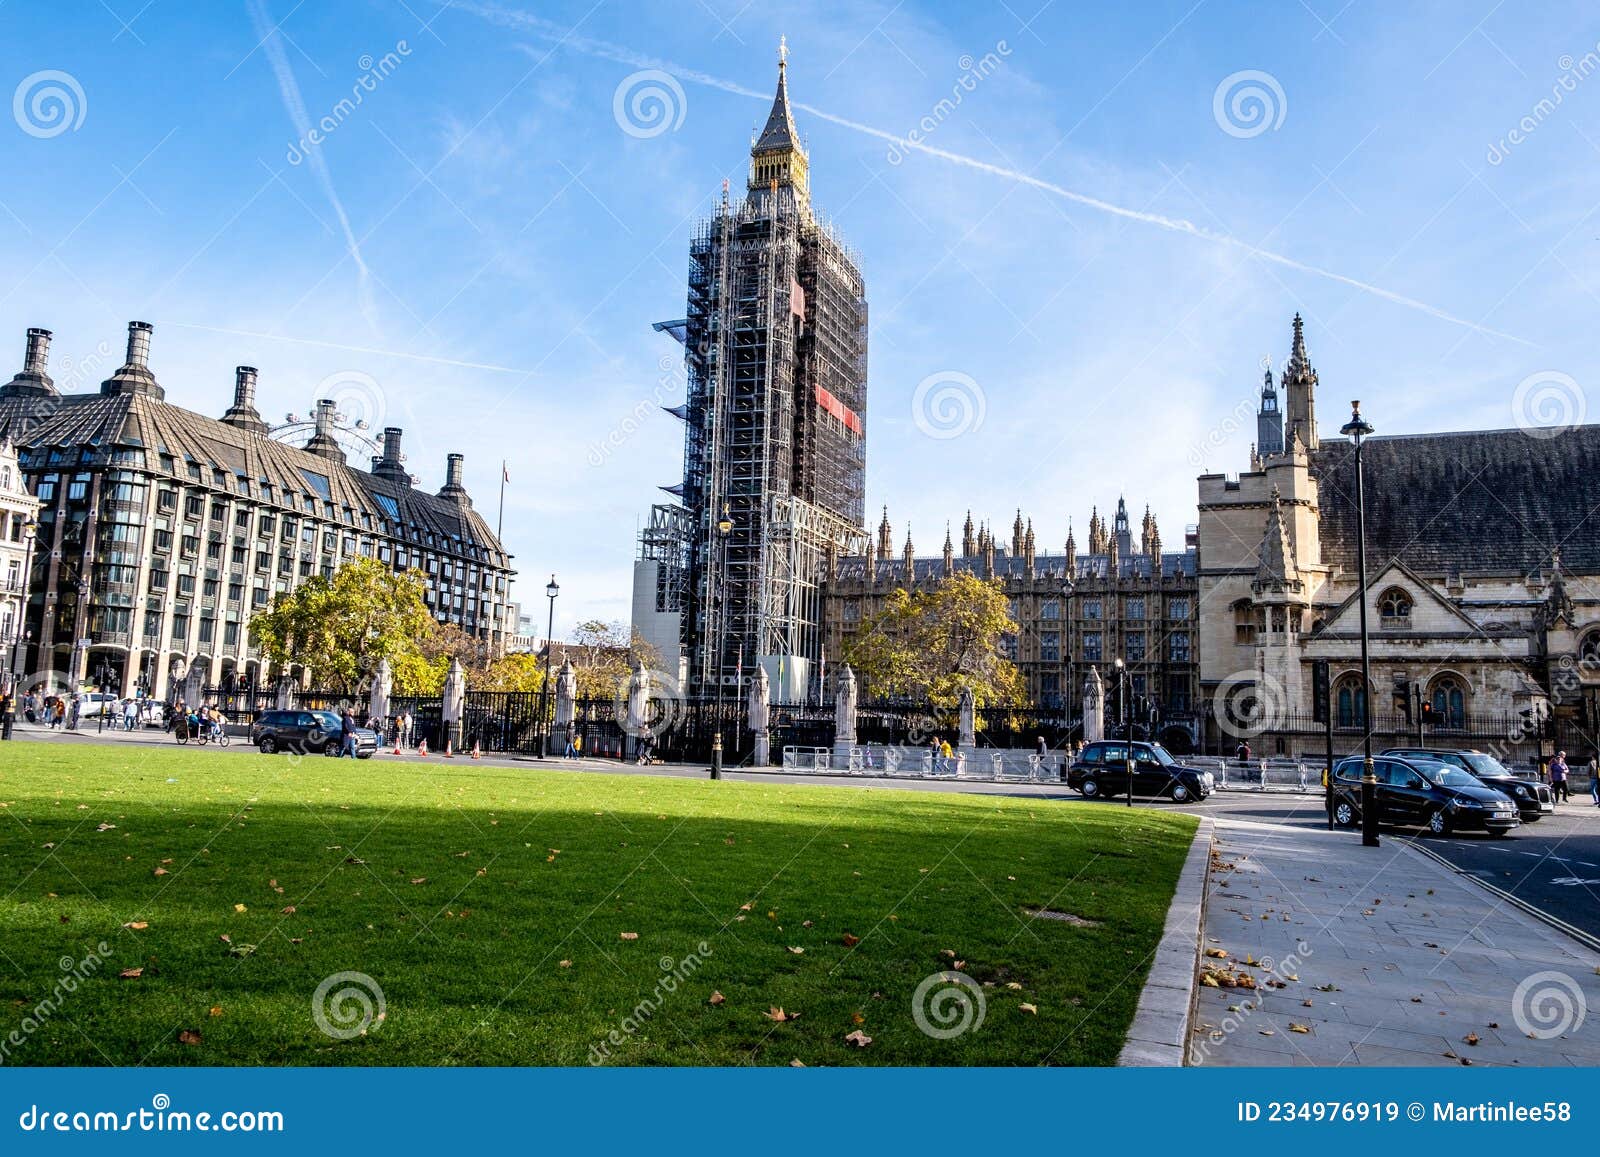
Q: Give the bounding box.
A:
[1377,588,1412,629]
[0,466,10,490]
[1335,676,1367,729]
[1429,675,1467,729]
[1580,631,1600,664]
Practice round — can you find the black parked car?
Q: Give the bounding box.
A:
[250,709,378,758]
[1380,747,1552,823]
[1330,754,1518,836]
[1066,741,1214,802]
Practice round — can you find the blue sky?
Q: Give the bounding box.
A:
[2,1,1596,635]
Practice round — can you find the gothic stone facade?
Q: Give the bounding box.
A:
[1198,315,1599,761]
[822,502,1201,746]
[0,323,515,699]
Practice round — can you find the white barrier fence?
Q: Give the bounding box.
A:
[777,747,1573,795]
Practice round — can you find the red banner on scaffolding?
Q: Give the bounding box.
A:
[814,384,863,437]
[790,278,806,319]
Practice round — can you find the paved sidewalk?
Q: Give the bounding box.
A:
[1192,818,1600,1066]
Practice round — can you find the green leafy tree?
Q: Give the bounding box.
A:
[564,620,663,699]
[844,573,1023,707]
[480,652,547,693]
[249,558,435,693]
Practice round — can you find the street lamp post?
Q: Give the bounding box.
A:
[540,575,558,759]
[1115,656,1133,808]
[11,518,36,698]
[710,503,733,781]
[1340,400,1380,848]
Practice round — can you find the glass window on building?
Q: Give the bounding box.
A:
[1083,632,1102,661]
[1168,633,1190,661]
[1041,630,1060,662]
[1126,632,1145,661]
[1041,598,1060,620]
[1168,597,1190,619]
[1083,599,1101,620]
[1126,597,1145,620]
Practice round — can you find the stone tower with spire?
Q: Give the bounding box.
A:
[1283,313,1318,451]
[1256,363,1284,461]
[658,39,870,701]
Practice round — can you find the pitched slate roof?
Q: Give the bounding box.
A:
[0,390,510,569]
[753,58,801,155]
[1309,425,1600,577]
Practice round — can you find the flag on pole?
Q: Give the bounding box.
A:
[502,462,510,483]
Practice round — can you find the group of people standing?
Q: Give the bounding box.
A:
[1543,750,1600,807]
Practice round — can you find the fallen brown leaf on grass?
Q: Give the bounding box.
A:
[122,921,148,931]
[764,1007,798,1022]
[619,932,638,940]
[118,967,143,979]
[280,906,296,915]
[788,946,805,955]
[409,877,426,885]
[177,1029,202,1046]
[233,903,247,913]
[96,823,116,832]
[558,960,572,968]
[844,1030,872,1047]
[208,1007,223,1017]
[1019,1003,1038,1015]
[708,991,725,1005]
[1006,982,1023,991]
[152,867,168,877]
[789,1058,804,1067]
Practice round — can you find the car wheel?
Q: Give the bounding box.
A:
[258,737,277,754]
[1081,778,1100,798]
[1333,800,1357,828]
[1170,783,1190,802]
[1427,810,1450,836]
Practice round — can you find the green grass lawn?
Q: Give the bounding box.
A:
[0,741,1195,1066]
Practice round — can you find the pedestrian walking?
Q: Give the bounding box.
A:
[340,709,358,758]
[122,697,138,731]
[1549,749,1570,803]
[1235,739,1251,762]
[1589,755,1600,808]
[939,737,953,773]
[65,695,80,730]
[564,730,577,759]
[928,735,942,773]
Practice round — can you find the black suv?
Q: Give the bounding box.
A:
[1381,747,1552,823]
[1331,754,1518,836]
[250,709,378,758]
[1067,741,1214,802]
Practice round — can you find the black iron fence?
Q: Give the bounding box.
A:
[1212,709,1600,765]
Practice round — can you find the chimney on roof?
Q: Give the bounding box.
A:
[372,426,409,482]
[438,452,471,505]
[303,397,346,462]
[0,327,58,399]
[221,365,269,435]
[100,321,164,400]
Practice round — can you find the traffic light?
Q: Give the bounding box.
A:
[1394,681,1411,722]
[1420,701,1435,725]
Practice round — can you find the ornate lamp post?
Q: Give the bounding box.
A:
[540,575,558,758]
[1339,400,1380,848]
[710,503,733,781]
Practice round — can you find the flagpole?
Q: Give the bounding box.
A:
[497,460,506,540]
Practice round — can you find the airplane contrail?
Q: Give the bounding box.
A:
[458,1,1527,345]
[248,0,379,331]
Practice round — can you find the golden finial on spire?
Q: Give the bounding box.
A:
[779,35,788,67]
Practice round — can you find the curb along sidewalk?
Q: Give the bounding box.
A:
[1119,817,1213,1066]
[1191,817,1600,1067]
